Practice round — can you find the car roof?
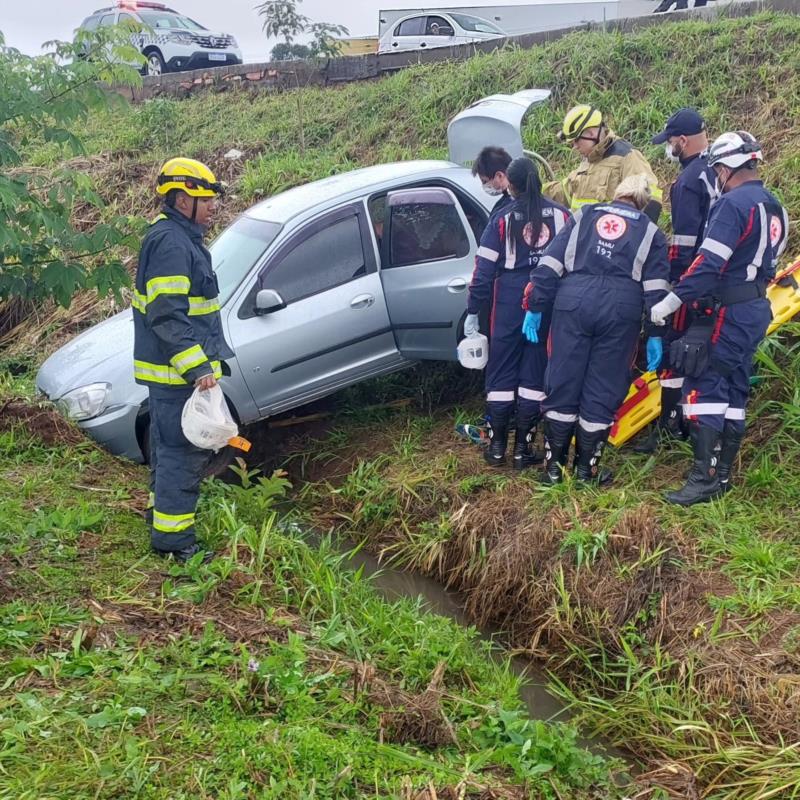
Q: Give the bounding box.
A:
[245,160,471,223]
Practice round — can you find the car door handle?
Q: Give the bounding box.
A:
[447,278,468,293]
[350,294,375,309]
[392,42,398,47]
[420,42,427,47]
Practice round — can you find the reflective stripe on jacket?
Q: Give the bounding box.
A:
[544,130,663,220]
[526,200,670,334]
[132,206,233,389]
[675,180,789,303]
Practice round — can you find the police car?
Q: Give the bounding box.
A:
[78,2,243,76]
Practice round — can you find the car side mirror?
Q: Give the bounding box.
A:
[255,288,286,315]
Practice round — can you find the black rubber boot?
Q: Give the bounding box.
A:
[512,411,543,471]
[574,426,613,485]
[716,421,744,493]
[632,387,685,454]
[483,406,510,467]
[153,542,214,564]
[665,423,722,506]
[540,418,575,485]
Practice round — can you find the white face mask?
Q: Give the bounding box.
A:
[483,183,503,197]
[714,167,731,195]
[664,143,680,163]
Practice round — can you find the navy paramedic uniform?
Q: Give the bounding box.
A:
[132,206,233,552]
[673,180,788,433]
[467,198,570,423]
[527,201,669,480]
[491,191,514,219]
[659,153,717,396]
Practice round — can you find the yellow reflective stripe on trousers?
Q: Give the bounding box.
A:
[134,359,222,385]
[153,510,195,533]
[145,275,191,304]
[171,344,207,375]
[188,296,221,316]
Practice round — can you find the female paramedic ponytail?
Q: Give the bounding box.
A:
[506,157,543,248]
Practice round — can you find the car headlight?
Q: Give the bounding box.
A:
[228,36,238,47]
[167,31,195,44]
[58,383,111,421]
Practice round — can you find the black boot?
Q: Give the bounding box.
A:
[665,423,722,506]
[575,426,613,485]
[483,406,510,467]
[512,410,543,470]
[716,421,744,493]
[540,417,575,484]
[633,387,685,454]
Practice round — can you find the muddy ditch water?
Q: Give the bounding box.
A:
[317,529,630,766]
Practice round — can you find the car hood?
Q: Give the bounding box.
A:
[36,309,136,401]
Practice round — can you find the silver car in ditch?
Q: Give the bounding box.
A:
[36,90,552,462]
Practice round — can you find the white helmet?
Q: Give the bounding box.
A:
[707,131,763,169]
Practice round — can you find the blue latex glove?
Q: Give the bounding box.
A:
[522,311,541,343]
[646,336,663,372]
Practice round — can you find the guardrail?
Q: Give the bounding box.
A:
[122,0,795,101]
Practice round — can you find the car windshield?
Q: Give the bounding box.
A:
[210,217,282,305]
[449,13,503,34]
[137,11,205,30]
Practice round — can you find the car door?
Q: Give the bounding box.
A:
[389,16,425,52]
[228,203,402,415]
[376,186,478,361]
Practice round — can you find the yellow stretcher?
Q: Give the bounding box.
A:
[609,258,800,448]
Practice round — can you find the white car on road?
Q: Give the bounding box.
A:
[378,11,506,54]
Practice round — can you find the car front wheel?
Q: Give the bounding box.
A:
[144,50,166,77]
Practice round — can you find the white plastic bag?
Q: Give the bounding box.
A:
[457,333,489,370]
[181,385,238,451]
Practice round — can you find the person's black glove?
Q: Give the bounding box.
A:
[670,305,717,378]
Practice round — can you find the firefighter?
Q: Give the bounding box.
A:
[546,105,663,222]
[465,157,570,469]
[472,146,514,218]
[524,175,670,484]
[635,108,718,452]
[133,157,232,562]
[650,132,789,505]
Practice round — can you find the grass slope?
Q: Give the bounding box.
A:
[292,354,800,799]
[0,368,622,799]
[6,11,800,349]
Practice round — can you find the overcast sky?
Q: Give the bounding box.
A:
[2,0,541,61]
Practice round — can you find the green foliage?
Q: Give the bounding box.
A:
[256,0,349,59]
[0,28,142,305]
[0,389,622,798]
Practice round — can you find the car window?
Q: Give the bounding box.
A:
[449,13,504,34]
[210,217,282,305]
[261,213,367,304]
[395,17,425,36]
[117,12,138,29]
[386,199,470,268]
[137,10,203,29]
[425,16,452,35]
[80,16,101,31]
[98,14,116,27]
